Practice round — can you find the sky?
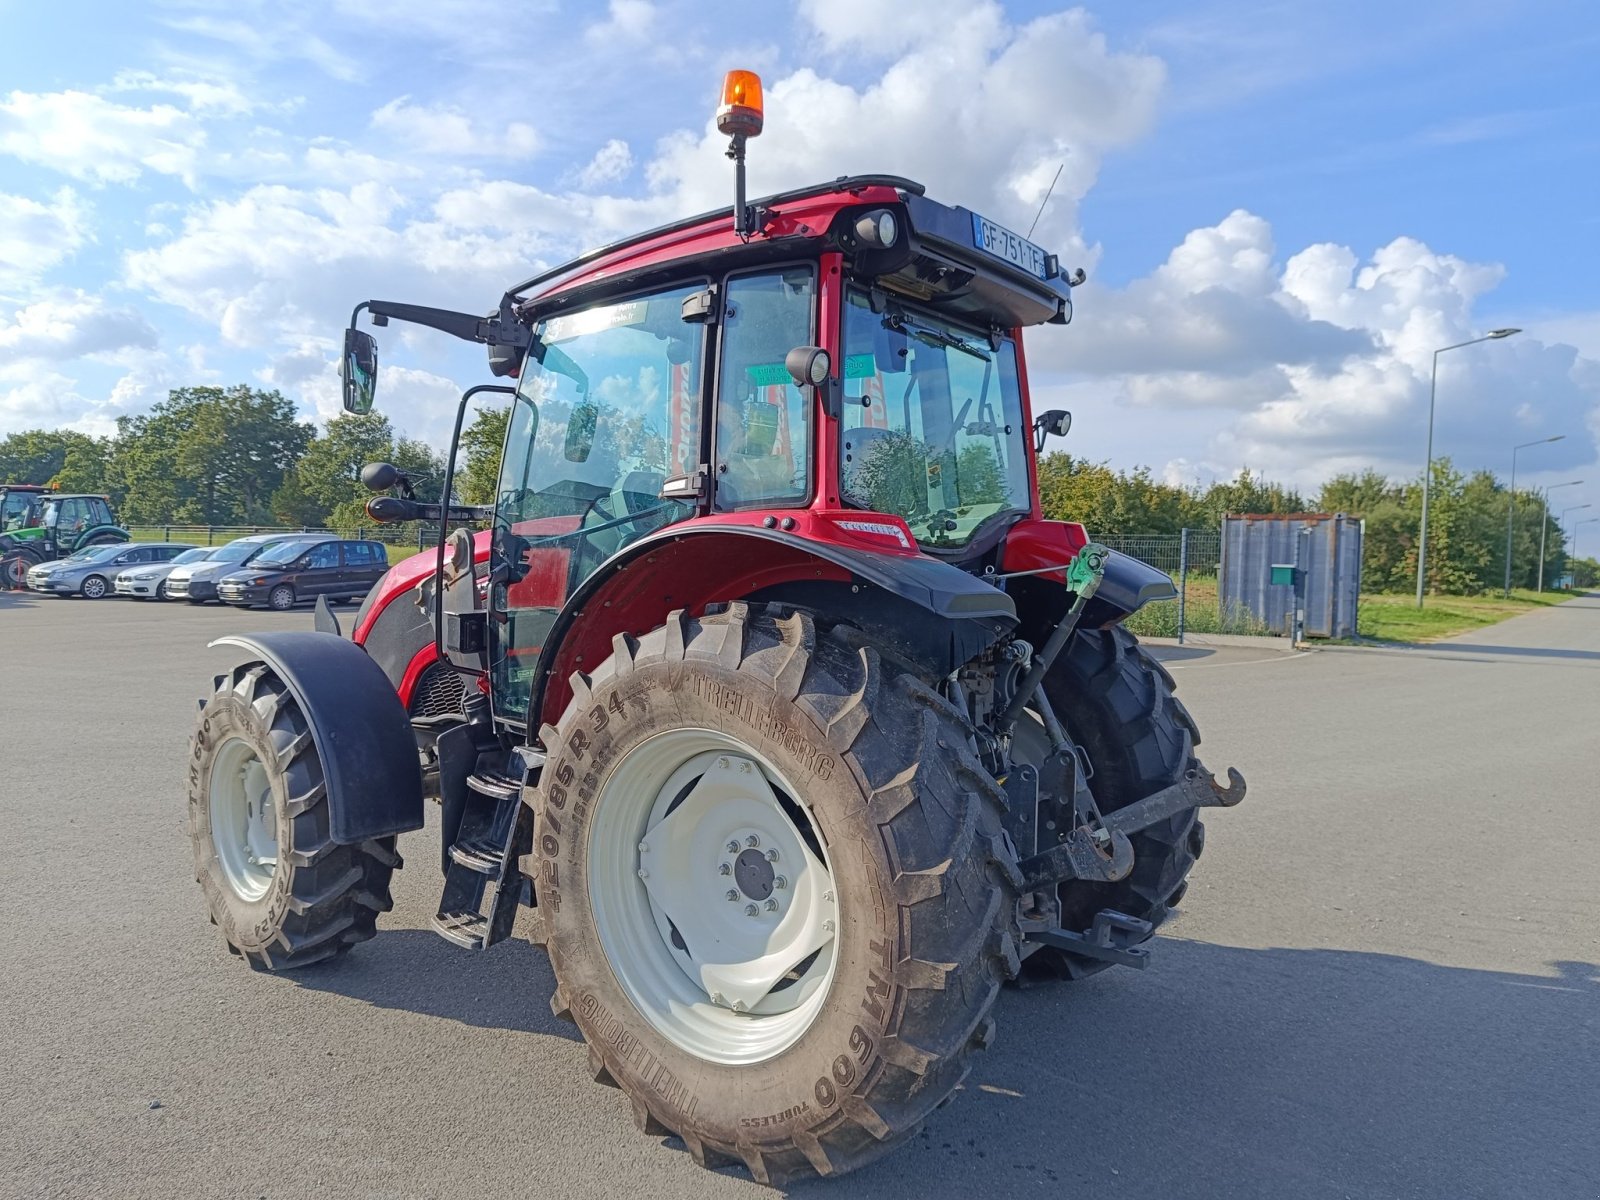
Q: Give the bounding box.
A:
[2,0,1598,532]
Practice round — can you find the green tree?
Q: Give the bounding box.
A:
[457,406,510,505]
[173,386,313,523]
[0,430,108,488]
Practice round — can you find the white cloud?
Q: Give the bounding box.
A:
[0,90,205,187]
[370,97,540,159]
[0,291,159,361]
[585,0,658,46]
[577,138,633,188]
[108,70,260,117]
[0,188,92,290]
[1049,213,1599,491]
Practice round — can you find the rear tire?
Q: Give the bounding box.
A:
[1,553,33,590]
[188,661,398,969]
[530,603,1020,1185]
[1020,625,1203,980]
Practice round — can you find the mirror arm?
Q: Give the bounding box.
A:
[352,297,532,349]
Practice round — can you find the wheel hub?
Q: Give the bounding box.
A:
[589,732,839,1064]
[209,736,278,902]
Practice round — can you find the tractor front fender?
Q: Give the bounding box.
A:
[533,523,1017,726]
[72,524,130,552]
[1088,551,1178,623]
[209,631,425,843]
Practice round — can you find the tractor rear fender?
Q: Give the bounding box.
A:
[209,632,425,843]
[1000,517,1176,632]
[533,523,1018,727]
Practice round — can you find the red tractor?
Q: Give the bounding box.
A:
[188,72,1245,1185]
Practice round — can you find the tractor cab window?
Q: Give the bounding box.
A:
[839,288,1030,551]
[2,492,34,529]
[714,268,814,509]
[490,282,708,722]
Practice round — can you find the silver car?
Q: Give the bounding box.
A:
[115,544,218,599]
[31,542,192,599]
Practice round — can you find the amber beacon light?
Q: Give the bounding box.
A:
[717,70,764,139]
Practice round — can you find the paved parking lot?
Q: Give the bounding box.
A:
[2,590,1596,1199]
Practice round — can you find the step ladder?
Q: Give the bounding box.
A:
[430,765,536,950]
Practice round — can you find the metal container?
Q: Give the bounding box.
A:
[1219,514,1363,639]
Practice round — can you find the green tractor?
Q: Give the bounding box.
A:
[0,491,129,589]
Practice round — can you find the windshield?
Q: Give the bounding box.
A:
[840,287,1030,550]
[213,540,276,564]
[2,491,37,529]
[489,282,708,721]
[171,547,212,564]
[254,542,318,567]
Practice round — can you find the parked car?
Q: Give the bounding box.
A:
[164,534,300,603]
[217,538,389,611]
[28,542,192,599]
[115,545,220,600]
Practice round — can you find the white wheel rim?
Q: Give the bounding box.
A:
[209,736,279,901]
[84,577,104,597]
[588,728,839,1065]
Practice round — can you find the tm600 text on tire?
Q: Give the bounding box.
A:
[189,662,399,968]
[1016,625,1204,980]
[530,603,1021,1185]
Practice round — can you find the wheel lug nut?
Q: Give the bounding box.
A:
[717,757,730,769]
[637,867,648,879]
[773,875,787,890]
[745,834,760,848]
[638,841,649,854]
[765,848,779,862]
[765,898,779,912]
[744,903,759,917]
[726,840,741,854]
[719,862,731,876]
[726,890,739,902]
[823,919,835,932]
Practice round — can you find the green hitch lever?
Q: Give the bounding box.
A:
[998,542,1109,731]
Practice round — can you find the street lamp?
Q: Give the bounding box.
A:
[1537,480,1584,593]
[1504,435,1565,596]
[1556,503,1592,588]
[1574,517,1600,565]
[1416,327,1521,607]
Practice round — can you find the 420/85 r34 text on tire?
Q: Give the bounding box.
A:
[529,602,1022,1186]
[188,661,399,969]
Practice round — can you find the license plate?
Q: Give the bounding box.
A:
[970,213,1048,279]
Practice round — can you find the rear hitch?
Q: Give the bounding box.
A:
[1014,762,1246,890]
[1030,910,1154,970]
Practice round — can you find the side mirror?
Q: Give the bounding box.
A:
[1033,408,1071,453]
[341,328,378,414]
[565,401,598,463]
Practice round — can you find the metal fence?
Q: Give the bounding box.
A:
[1099,530,1279,643]
[125,524,442,551]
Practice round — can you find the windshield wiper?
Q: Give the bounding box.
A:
[884,312,990,362]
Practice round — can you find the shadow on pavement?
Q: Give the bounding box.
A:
[1144,646,1215,663]
[286,926,580,1042]
[808,942,1598,1200]
[0,589,42,610]
[289,923,1600,1199]
[1412,642,1600,661]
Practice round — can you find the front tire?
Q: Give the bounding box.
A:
[530,603,1020,1185]
[188,661,398,968]
[268,584,295,611]
[155,581,170,601]
[80,574,109,599]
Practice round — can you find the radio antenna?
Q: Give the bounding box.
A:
[1027,162,1065,239]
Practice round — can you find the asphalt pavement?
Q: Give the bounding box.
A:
[1,588,1595,1199]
